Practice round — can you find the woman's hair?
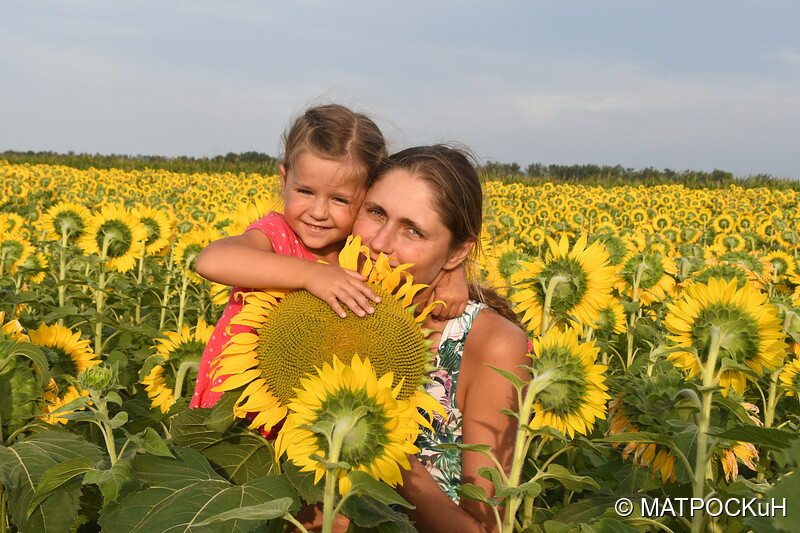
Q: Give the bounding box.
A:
[377,145,520,324]
[281,104,387,186]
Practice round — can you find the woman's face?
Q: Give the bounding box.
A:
[353,168,469,286]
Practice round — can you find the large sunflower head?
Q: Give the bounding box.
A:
[510,235,617,335]
[77,204,147,272]
[664,278,787,395]
[173,227,224,282]
[39,201,92,242]
[617,250,677,306]
[141,318,214,413]
[275,355,421,494]
[211,236,441,431]
[28,323,101,382]
[528,328,610,438]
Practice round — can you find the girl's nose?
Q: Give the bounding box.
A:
[308,198,328,220]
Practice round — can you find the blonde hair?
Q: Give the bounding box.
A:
[282,104,387,187]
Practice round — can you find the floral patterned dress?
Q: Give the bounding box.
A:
[416,300,488,501]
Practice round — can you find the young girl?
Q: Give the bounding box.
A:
[190,104,467,409]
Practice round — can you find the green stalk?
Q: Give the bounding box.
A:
[173,361,200,401]
[94,236,111,356]
[159,250,175,330]
[626,260,648,368]
[176,266,190,330]
[134,247,146,326]
[1,482,7,533]
[540,276,568,338]
[501,370,555,533]
[322,419,349,533]
[691,327,721,533]
[58,228,68,326]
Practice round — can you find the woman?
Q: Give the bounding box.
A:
[352,145,530,532]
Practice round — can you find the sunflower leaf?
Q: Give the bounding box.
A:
[27,456,95,519]
[708,426,798,450]
[436,442,493,456]
[309,453,350,470]
[282,460,324,504]
[82,459,135,504]
[596,431,672,447]
[205,389,242,433]
[346,471,412,508]
[537,464,599,492]
[456,483,501,506]
[341,493,417,531]
[488,364,528,390]
[125,427,174,457]
[0,340,50,387]
[192,497,295,526]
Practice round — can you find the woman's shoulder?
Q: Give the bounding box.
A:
[466,309,529,366]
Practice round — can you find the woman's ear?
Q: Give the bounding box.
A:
[443,239,474,270]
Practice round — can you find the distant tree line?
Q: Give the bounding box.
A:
[2,150,797,190]
[1,151,279,175]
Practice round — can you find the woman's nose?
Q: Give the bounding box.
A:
[368,225,394,256]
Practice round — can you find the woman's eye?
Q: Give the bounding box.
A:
[367,208,384,218]
[407,227,423,238]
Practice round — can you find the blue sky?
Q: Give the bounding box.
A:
[2,1,799,178]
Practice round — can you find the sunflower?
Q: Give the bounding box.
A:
[28,323,101,379]
[594,300,627,335]
[664,278,787,395]
[132,205,173,255]
[211,236,442,431]
[718,443,759,483]
[77,204,147,273]
[528,328,610,438]
[173,227,224,282]
[0,311,28,341]
[20,252,49,283]
[617,250,677,305]
[510,235,617,335]
[0,232,35,274]
[779,356,800,396]
[764,250,797,282]
[141,318,214,413]
[40,385,90,425]
[223,195,283,236]
[39,200,92,242]
[276,355,422,494]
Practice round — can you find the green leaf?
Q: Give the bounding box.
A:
[436,442,493,456]
[0,431,102,533]
[596,431,672,447]
[205,389,242,433]
[346,470,413,508]
[131,447,225,489]
[27,456,94,518]
[82,459,135,503]
[538,464,599,492]
[495,480,542,499]
[455,483,501,506]
[709,426,798,450]
[282,459,325,505]
[0,340,50,387]
[714,393,758,425]
[192,497,294,526]
[127,427,174,457]
[590,517,644,533]
[488,364,528,390]
[342,494,417,532]
[108,411,129,429]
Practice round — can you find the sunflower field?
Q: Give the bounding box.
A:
[1,159,800,533]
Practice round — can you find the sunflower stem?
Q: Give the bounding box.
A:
[159,250,175,330]
[173,361,200,402]
[691,326,721,533]
[58,228,68,326]
[177,266,191,330]
[502,369,555,533]
[134,247,146,326]
[759,369,781,480]
[94,236,111,356]
[541,276,569,338]
[322,419,348,533]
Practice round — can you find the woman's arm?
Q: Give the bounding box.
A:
[194,230,380,318]
[397,311,530,532]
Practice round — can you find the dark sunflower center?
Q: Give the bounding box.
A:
[536,257,589,315]
[256,286,428,403]
[533,345,588,415]
[96,219,134,258]
[315,389,390,466]
[691,303,760,364]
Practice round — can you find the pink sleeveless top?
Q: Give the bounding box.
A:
[190,212,316,408]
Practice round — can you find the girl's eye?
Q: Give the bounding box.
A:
[333,197,349,205]
[297,189,312,195]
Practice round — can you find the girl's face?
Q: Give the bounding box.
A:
[280,152,366,260]
[353,168,470,287]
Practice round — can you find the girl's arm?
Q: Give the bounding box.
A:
[397,311,530,532]
[195,230,380,318]
[429,264,469,319]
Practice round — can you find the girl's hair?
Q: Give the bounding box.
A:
[377,145,520,325]
[282,104,387,186]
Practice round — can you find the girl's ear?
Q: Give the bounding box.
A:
[443,239,474,270]
[279,165,288,189]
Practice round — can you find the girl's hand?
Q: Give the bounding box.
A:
[304,263,382,318]
[430,265,469,319]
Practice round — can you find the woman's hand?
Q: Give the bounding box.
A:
[303,262,382,318]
